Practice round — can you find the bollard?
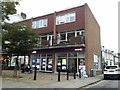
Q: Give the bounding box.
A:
[34,67,37,80]
[58,71,60,82]
[74,72,76,79]
[79,69,81,78]
[67,69,69,80]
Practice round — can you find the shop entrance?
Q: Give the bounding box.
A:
[56,52,85,73]
[68,58,77,73]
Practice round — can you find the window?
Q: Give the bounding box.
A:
[41,36,47,41]
[32,21,36,29]
[60,33,66,40]
[66,12,75,23]
[67,32,75,40]
[56,12,76,25]
[56,15,66,25]
[32,19,48,29]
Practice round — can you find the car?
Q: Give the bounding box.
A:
[104,65,120,79]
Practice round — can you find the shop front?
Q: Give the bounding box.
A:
[56,52,85,74]
[31,47,86,74]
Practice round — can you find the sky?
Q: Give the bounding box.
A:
[15,0,119,53]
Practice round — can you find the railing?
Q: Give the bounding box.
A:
[69,35,85,45]
[34,35,85,49]
[41,40,49,46]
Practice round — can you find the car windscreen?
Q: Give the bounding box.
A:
[106,66,117,69]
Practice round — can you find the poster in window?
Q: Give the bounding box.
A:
[62,59,66,65]
[57,59,61,66]
[62,66,66,70]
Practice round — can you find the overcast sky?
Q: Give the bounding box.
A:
[16,0,119,53]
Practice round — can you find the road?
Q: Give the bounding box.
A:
[82,79,120,90]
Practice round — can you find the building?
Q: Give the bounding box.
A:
[102,46,119,66]
[16,3,101,76]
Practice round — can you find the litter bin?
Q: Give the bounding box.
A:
[93,68,96,77]
[91,68,96,77]
[90,69,93,77]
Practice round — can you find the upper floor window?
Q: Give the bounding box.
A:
[60,33,66,41]
[56,12,76,25]
[32,19,48,29]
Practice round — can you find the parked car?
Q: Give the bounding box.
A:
[104,65,120,79]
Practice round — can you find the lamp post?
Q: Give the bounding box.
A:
[32,51,37,80]
[101,46,105,70]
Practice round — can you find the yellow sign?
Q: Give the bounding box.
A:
[62,59,66,65]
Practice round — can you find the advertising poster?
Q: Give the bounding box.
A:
[48,58,52,70]
[32,59,40,70]
[62,59,67,70]
[62,59,66,65]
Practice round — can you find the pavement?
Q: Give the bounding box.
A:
[1,70,103,89]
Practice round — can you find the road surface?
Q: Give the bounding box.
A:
[83,79,120,90]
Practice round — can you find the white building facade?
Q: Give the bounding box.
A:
[102,46,119,66]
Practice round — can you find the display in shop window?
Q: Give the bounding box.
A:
[47,58,52,71]
[57,58,67,72]
[41,58,46,70]
[32,59,40,70]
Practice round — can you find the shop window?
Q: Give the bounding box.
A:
[57,58,67,72]
[46,58,52,71]
[41,58,46,70]
[41,54,46,57]
[68,53,77,57]
[57,53,67,57]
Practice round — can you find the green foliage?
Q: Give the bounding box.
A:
[2,2,19,21]
[2,23,38,56]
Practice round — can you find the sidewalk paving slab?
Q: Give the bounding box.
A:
[2,70,103,89]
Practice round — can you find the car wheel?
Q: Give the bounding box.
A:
[104,75,107,80]
[118,75,120,80]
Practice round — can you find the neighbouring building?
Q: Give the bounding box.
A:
[13,3,101,76]
[102,46,119,66]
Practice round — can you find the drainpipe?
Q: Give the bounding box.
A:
[53,11,57,40]
[52,11,57,73]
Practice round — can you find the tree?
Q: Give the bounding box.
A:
[3,23,38,55]
[1,1,27,77]
[1,1,19,21]
[2,23,38,77]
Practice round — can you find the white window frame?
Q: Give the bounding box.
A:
[56,12,76,25]
[32,19,48,29]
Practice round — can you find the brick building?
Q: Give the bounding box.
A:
[19,3,101,76]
